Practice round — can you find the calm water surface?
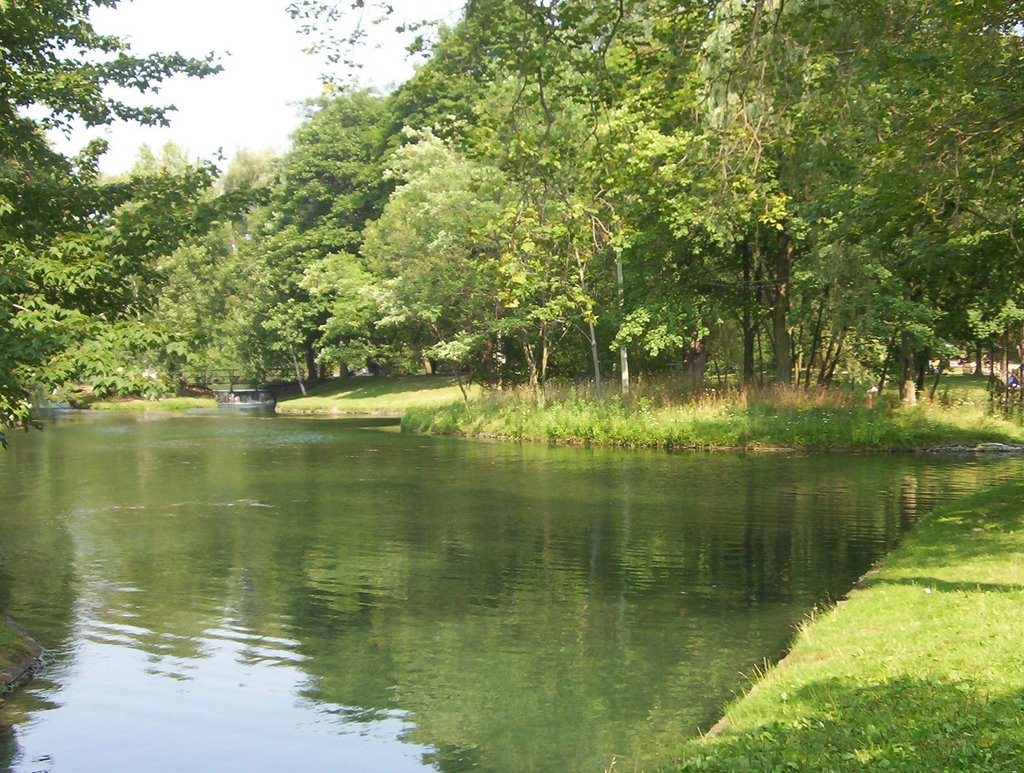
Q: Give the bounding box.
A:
[1,411,1021,772]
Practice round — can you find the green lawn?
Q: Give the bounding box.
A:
[935,371,1004,405]
[672,481,1024,771]
[276,375,475,415]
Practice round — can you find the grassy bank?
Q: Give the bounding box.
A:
[402,380,1024,451]
[276,375,475,415]
[89,396,218,411]
[672,480,1024,770]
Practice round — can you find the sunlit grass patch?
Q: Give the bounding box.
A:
[90,397,218,411]
[277,375,476,414]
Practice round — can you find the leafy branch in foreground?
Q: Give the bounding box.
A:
[0,0,221,444]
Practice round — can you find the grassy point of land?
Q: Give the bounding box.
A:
[89,396,218,411]
[276,375,475,415]
[671,480,1024,770]
[402,376,1024,451]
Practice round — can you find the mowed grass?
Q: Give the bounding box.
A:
[934,370,1002,401]
[402,376,1024,451]
[671,481,1024,771]
[276,375,475,415]
[89,396,218,411]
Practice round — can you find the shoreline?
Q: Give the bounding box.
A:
[399,389,1024,454]
[274,407,403,417]
[404,425,1024,456]
[672,480,1024,770]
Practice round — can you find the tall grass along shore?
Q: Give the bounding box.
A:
[402,381,1024,452]
[671,480,1024,770]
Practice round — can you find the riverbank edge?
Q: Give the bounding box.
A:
[399,394,1024,453]
[400,422,1024,456]
[0,617,43,693]
[88,397,218,411]
[406,426,1024,455]
[669,480,1024,770]
[274,407,403,417]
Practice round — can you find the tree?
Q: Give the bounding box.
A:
[0,0,218,444]
[147,149,278,382]
[246,90,392,385]
[359,130,509,384]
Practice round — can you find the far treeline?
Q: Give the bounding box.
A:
[3,0,1024,443]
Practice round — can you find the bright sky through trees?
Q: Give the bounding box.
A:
[56,0,462,174]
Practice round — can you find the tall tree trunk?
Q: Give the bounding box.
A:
[770,233,793,384]
[682,337,709,388]
[616,253,630,395]
[915,348,930,393]
[900,331,916,404]
[875,334,897,393]
[822,330,846,386]
[818,328,848,386]
[740,239,757,385]
[803,287,829,388]
[291,350,307,397]
[756,326,765,387]
[1003,328,1011,382]
[304,343,318,385]
[522,339,538,391]
[540,327,549,397]
[588,320,603,401]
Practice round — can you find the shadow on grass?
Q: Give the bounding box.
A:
[879,485,1024,567]
[676,676,1024,771]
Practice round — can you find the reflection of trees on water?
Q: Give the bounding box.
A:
[1,418,1021,771]
[0,719,18,771]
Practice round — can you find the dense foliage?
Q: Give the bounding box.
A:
[0,0,223,443]
[3,0,1023,438]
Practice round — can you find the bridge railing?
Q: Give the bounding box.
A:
[184,369,294,390]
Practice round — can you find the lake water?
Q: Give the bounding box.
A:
[1,411,1021,772]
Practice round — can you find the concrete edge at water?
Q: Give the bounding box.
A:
[1,616,44,692]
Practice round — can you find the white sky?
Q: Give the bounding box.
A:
[58,0,462,175]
